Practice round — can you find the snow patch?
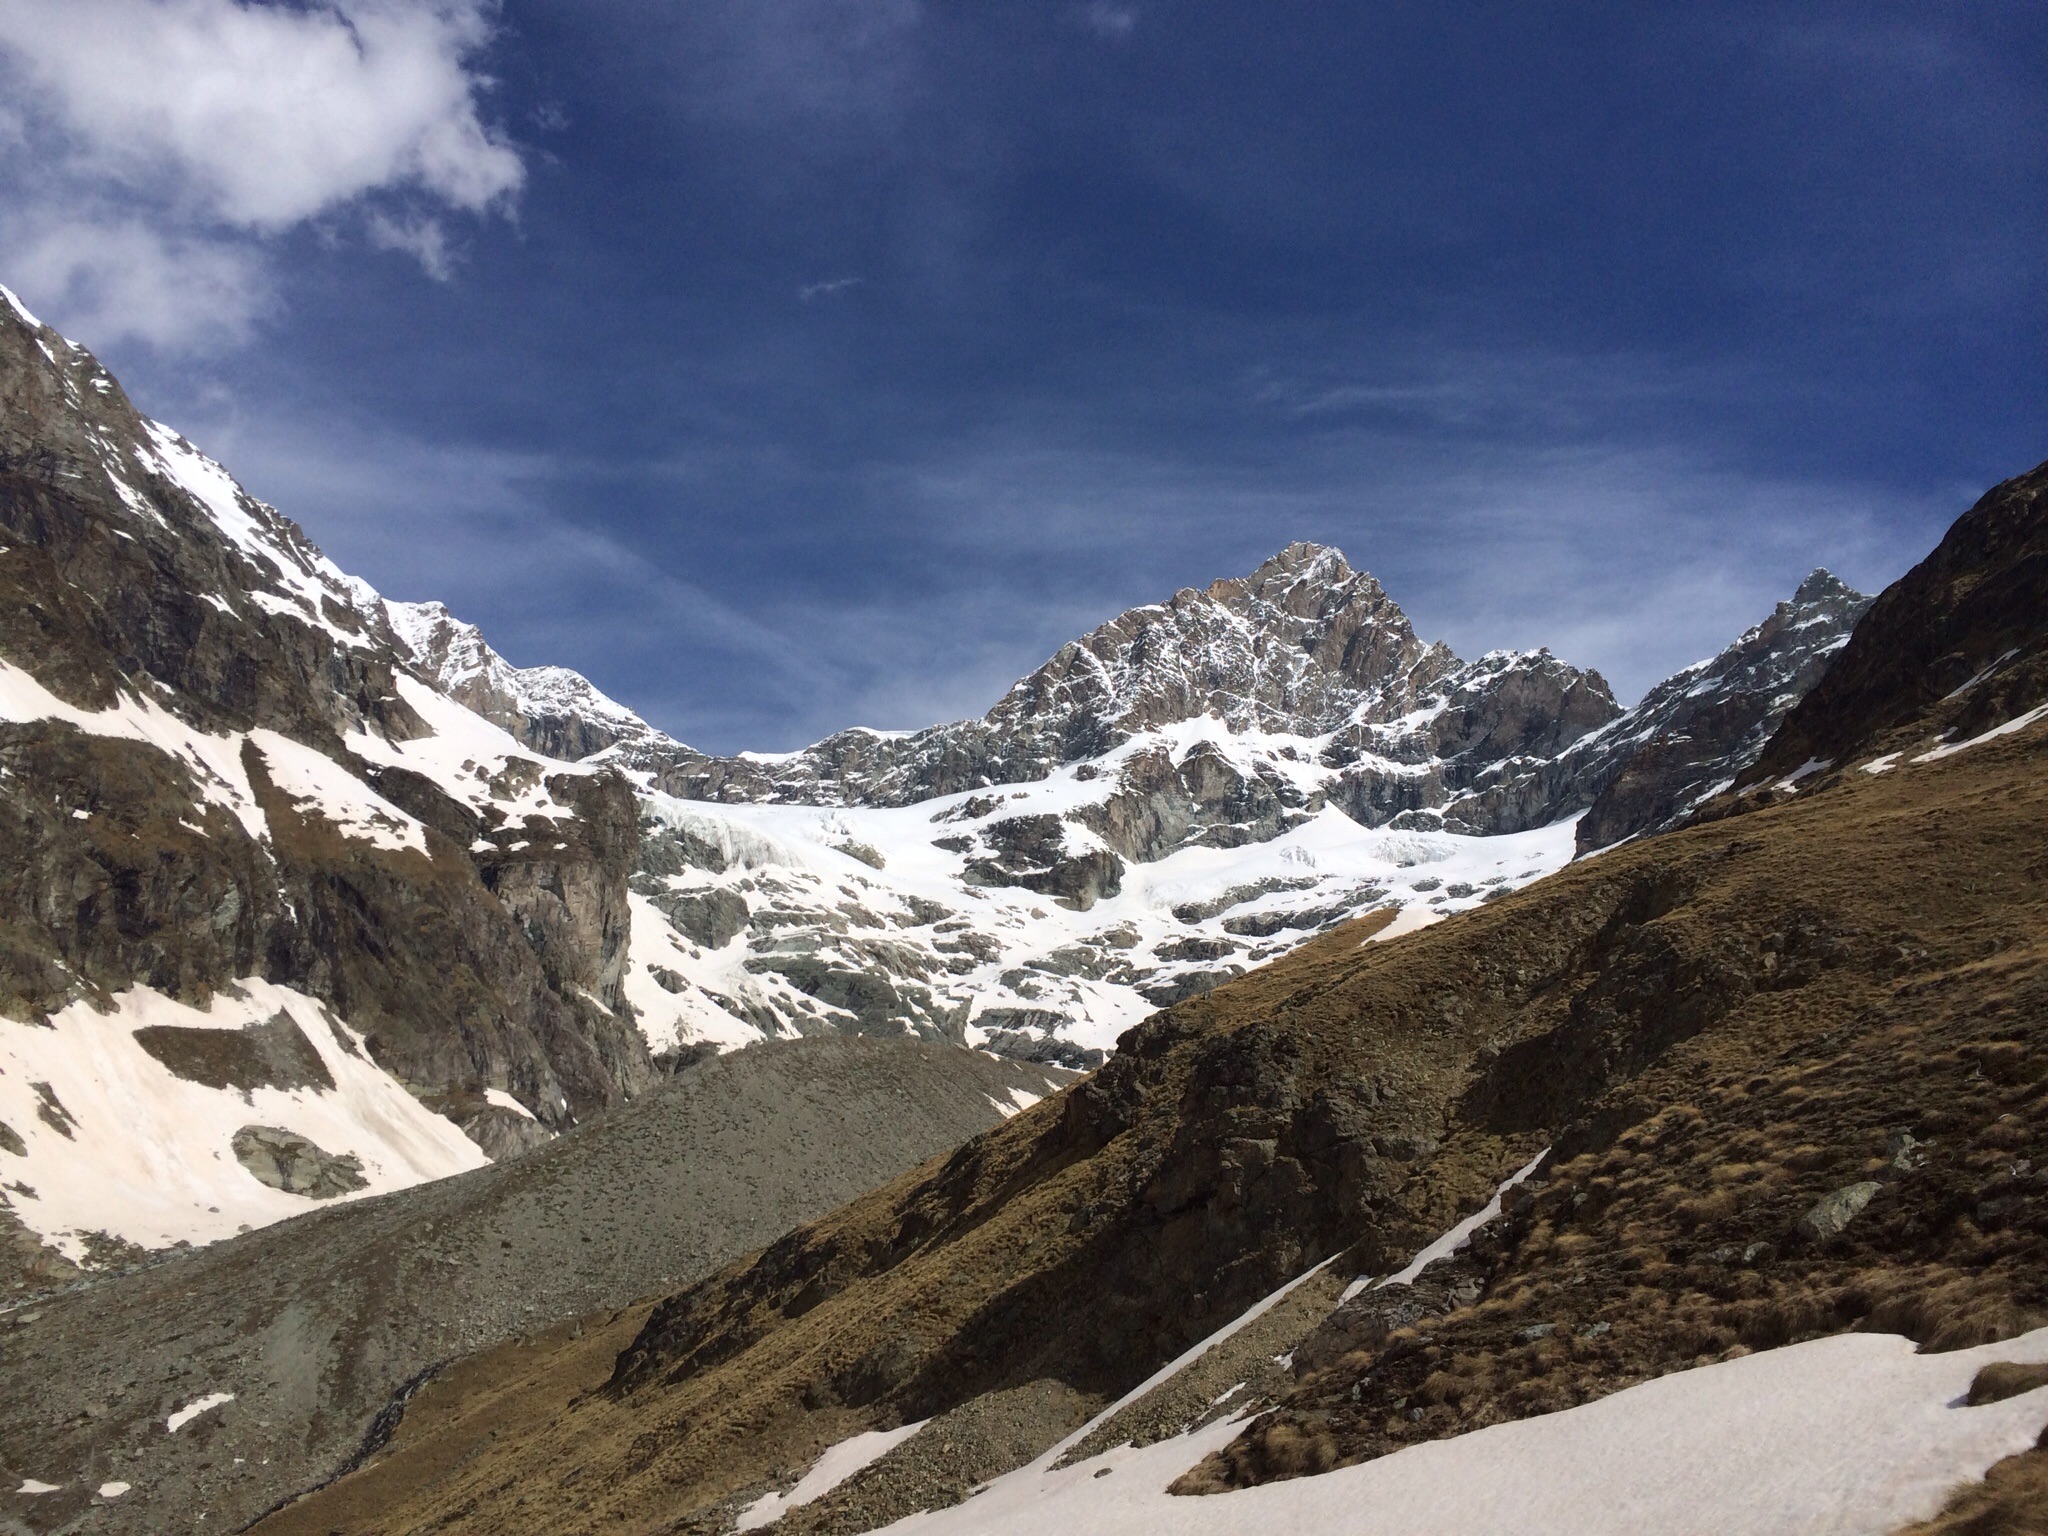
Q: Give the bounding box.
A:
[736,1419,932,1530]
[2,283,44,330]
[1774,758,1831,791]
[1041,1255,1339,1469]
[166,1392,234,1433]
[250,730,427,853]
[1912,703,2048,764]
[1377,1148,1548,1289]
[483,1088,534,1121]
[1364,904,1441,945]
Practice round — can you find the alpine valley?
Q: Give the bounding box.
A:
[2,282,2046,1536]
[0,285,1862,1272]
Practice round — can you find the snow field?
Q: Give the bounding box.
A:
[0,979,487,1259]
[873,1326,2048,1536]
[619,766,1579,1061]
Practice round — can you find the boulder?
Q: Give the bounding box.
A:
[230,1126,368,1199]
[1797,1180,1881,1241]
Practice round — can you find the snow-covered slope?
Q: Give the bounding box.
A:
[384,598,679,763]
[620,754,1578,1069]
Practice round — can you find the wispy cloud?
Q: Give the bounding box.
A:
[798,276,863,301]
[855,415,1948,711]
[0,0,522,347]
[367,214,455,282]
[1082,5,1138,40]
[1,215,271,351]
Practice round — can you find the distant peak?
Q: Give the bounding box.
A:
[1793,568,1862,604]
[1,283,42,332]
[1214,541,1377,606]
[1255,540,1353,577]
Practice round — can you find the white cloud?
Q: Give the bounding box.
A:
[0,0,521,347]
[0,0,520,225]
[2,215,271,350]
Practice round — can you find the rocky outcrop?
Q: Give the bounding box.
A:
[1738,461,2048,790]
[1073,740,1321,861]
[959,815,1126,910]
[230,1125,367,1199]
[1573,570,1872,851]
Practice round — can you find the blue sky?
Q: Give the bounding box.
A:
[2,2,2042,751]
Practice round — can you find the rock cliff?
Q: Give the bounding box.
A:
[0,288,651,1283]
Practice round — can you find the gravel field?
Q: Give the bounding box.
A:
[0,1037,1068,1535]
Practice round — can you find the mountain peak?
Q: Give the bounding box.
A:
[1209,541,1375,611]
[385,597,677,761]
[1792,567,1856,605]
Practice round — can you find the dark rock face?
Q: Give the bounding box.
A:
[1073,740,1320,861]
[1741,460,2048,788]
[449,1102,557,1161]
[132,1011,336,1093]
[959,816,1126,910]
[1136,968,1243,1007]
[1574,570,1873,851]
[979,1028,1106,1071]
[0,293,651,1163]
[636,883,750,948]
